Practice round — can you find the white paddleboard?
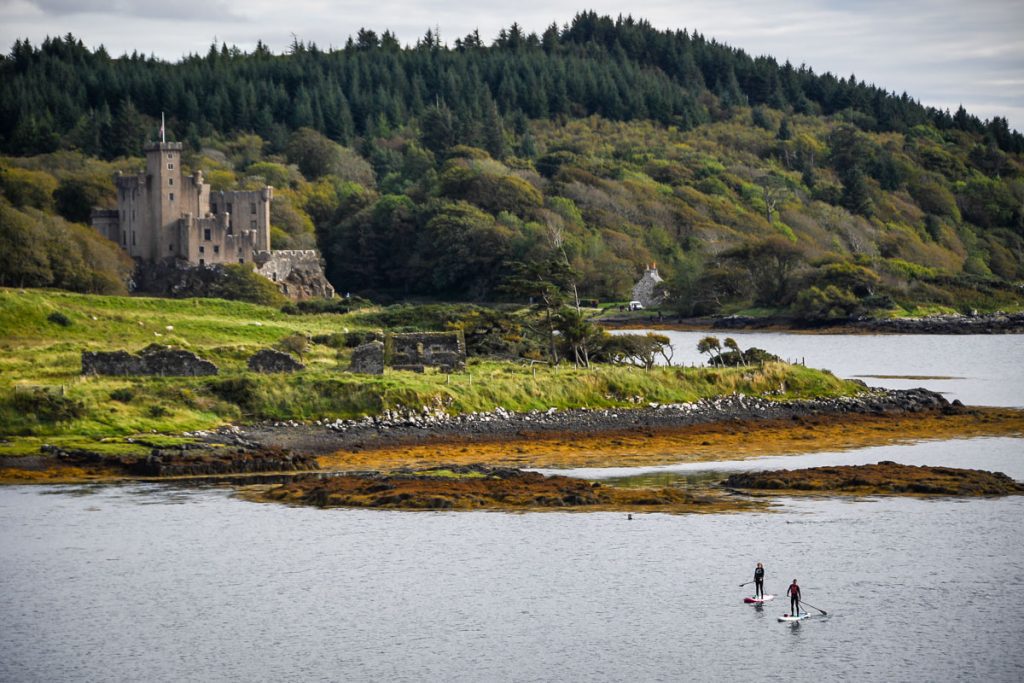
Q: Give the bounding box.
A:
[744,594,775,604]
[778,612,810,622]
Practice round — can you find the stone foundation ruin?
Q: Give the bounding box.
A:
[388,331,466,373]
[81,346,218,376]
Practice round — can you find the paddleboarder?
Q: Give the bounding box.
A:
[753,562,765,599]
[787,579,801,616]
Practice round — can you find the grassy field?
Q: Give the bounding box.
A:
[0,288,864,453]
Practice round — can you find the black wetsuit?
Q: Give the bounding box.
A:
[754,567,765,598]
[788,584,801,616]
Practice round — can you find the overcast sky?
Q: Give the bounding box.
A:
[2,0,1022,129]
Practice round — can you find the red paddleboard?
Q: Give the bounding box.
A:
[744,594,775,604]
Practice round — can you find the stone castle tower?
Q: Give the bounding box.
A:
[92,139,333,299]
[92,142,271,267]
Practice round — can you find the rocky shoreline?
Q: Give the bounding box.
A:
[600,311,1024,334]
[0,388,992,483]
[199,387,958,457]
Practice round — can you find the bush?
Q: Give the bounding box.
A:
[209,264,288,306]
[47,311,72,327]
[281,296,370,315]
[207,377,259,410]
[109,388,135,403]
[277,333,309,358]
[12,389,84,422]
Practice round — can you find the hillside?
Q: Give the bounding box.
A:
[1,12,1022,320]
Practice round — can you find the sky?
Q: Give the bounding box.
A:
[1,0,1022,130]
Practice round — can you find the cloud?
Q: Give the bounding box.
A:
[27,0,242,21]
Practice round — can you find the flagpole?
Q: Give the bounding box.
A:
[161,112,165,144]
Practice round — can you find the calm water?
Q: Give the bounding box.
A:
[636,330,1024,408]
[1,333,1023,682]
[1,485,1022,682]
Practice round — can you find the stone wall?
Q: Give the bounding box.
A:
[255,250,336,300]
[350,341,384,375]
[388,331,466,372]
[82,346,218,376]
[248,349,305,373]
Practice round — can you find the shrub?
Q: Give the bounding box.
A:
[47,311,72,327]
[146,405,169,418]
[207,377,259,410]
[277,333,309,358]
[109,388,135,403]
[12,389,84,422]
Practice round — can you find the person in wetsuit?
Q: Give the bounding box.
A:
[753,562,765,599]
[787,579,802,616]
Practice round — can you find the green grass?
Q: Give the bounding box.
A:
[0,288,866,449]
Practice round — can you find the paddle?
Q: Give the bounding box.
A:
[738,580,754,587]
[799,600,827,616]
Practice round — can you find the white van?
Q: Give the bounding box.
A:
[628,300,644,311]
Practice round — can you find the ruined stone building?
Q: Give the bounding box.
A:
[631,263,667,308]
[92,140,333,299]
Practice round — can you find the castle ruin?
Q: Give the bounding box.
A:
[92,141,333,299]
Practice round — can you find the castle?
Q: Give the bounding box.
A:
[92,141,333,299]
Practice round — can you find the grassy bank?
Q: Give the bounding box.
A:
[1,288,863,451]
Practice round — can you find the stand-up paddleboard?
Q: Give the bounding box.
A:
[778,612,810,622]
[744,595,775,604]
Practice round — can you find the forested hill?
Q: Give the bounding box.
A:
[2,12,1021,157]
[1,12,1023,319]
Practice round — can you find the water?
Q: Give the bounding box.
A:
[1,332,1023,682]
[630,330,1024,407]
[1,485,1022,682]
[542,436,1024,484]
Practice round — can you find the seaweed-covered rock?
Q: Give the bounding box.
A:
[723,462,1024,496]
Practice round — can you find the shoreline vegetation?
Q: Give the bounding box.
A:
[3,289,1023,510]
[597,310,1024,334]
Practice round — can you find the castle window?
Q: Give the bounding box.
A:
[167,153,173,159]
[250,220,256,230]
[211,203,217,214]
[239,258,245,264]
[167,163,174,170]
[131,231,136,245]
[227,202,233,214]
[199,258,205,266]
[250,202,257,214]
[199,246,205,254]
[169,192,174,201]
[213,245,220,254]
[122,231,127,245]
[204,229,211,241]
[168,178,174,186]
